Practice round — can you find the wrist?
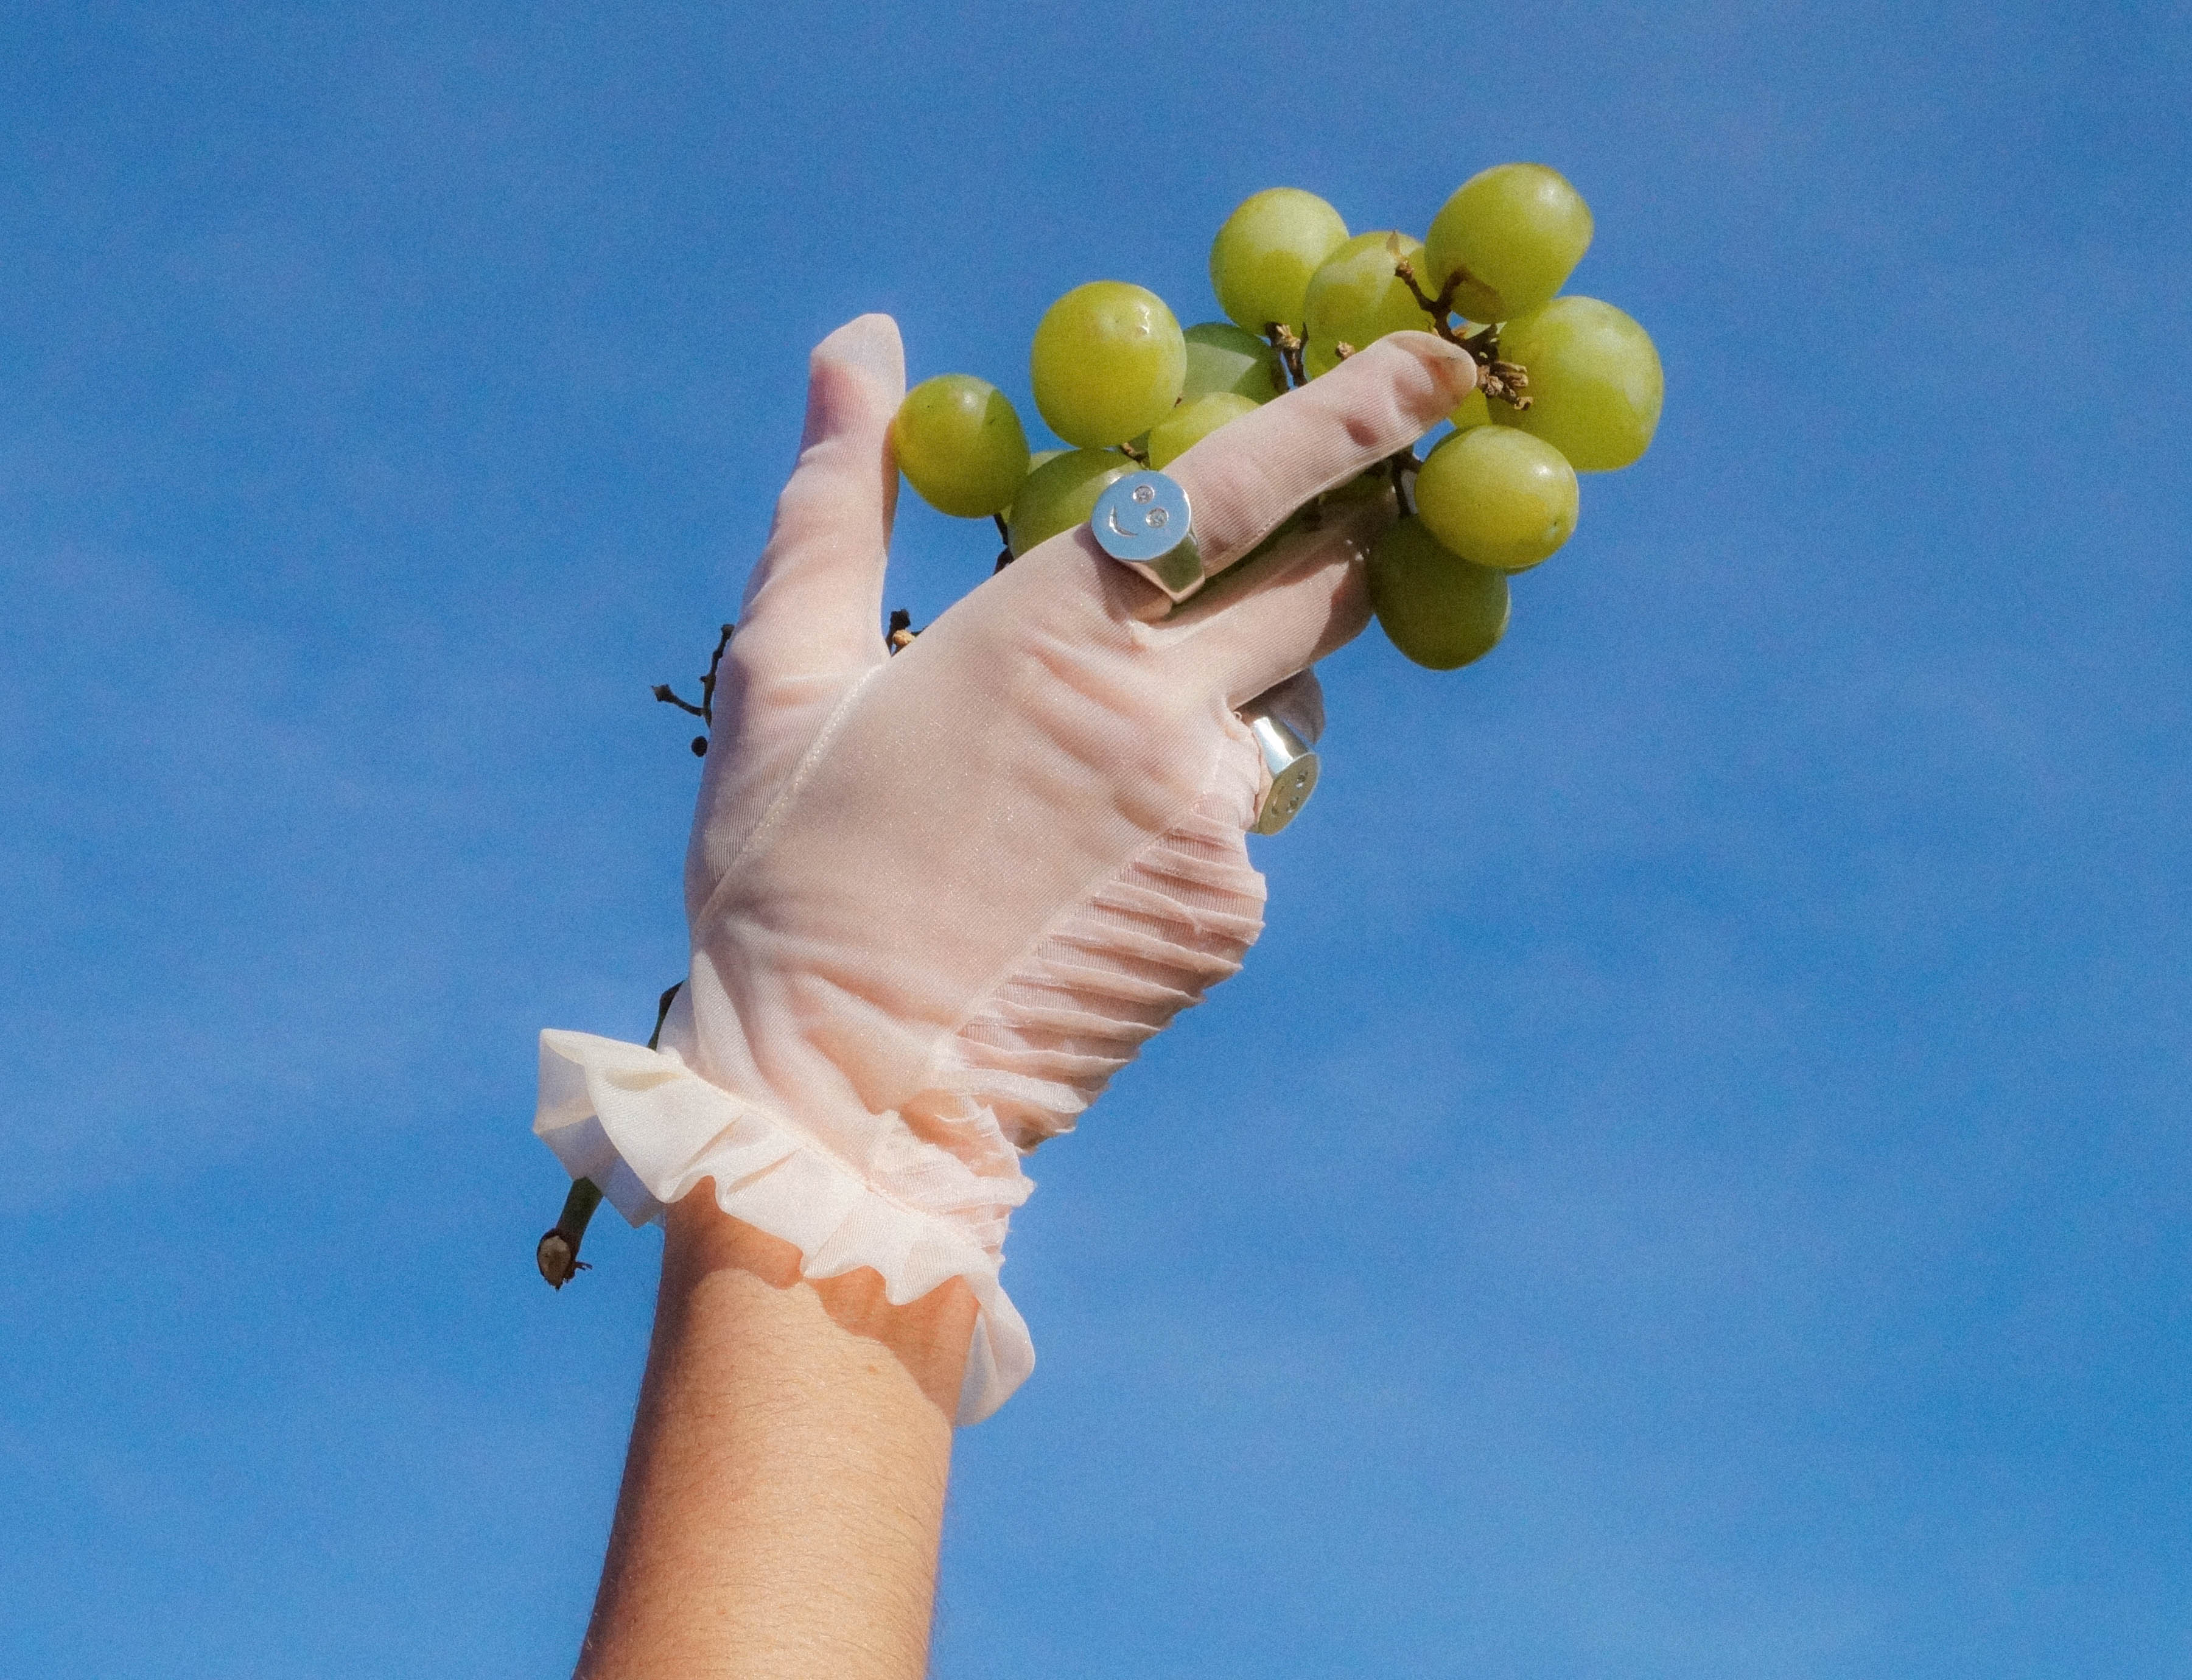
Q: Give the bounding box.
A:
[661,1190,980,1419]
[576,1191,973,1680]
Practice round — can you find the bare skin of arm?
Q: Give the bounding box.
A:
[573,1185,978,1680]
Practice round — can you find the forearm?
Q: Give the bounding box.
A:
[575,1188,975,1680]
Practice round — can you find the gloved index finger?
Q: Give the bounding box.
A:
[972,329,1472,685]
[1162,330,1474,582]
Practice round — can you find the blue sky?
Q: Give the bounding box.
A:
[3,1,2188,1674]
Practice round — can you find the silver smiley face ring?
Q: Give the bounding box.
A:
[1236,694,1320,835]
[1089,469,1205,604]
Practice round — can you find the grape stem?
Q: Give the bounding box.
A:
[1392,256,1466,343]
[888,607,919,653]
[654,621,737,757]
[1390,258,1533,411]
[992,513,1014,573]
[537,1177,603,1288]
[1261,323,1308,390]
[535,981,684,1288]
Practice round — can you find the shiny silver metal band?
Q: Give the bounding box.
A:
[1237,698,1319,835]
[1090,469,1206,603]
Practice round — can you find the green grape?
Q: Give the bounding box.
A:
[889,375,1031,518]
[1006,448,1136,556]
[1209,187,1351,335]
[1492,296,1662,471]
[1413,426,1577,573]
[1028,448,1065,472]
[1448,387,1492,432]
[1182,321,1286,404]
[1146,391,1259,469]
[1303,231,1432,378]
[1030,281,1187,448]
[1424,163,1593,323]
[1370,517,1510,670]
[1129,324,1282,460]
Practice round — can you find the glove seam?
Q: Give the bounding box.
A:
[693,660,884,928]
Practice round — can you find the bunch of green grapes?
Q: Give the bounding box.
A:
[889,163,1663,673]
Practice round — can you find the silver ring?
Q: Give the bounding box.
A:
[1090,470,1206,603]
[1236,698,1320,835]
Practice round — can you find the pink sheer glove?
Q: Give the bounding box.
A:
[537,315,1474,1421]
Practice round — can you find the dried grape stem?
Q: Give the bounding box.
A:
[1393,257,1466,345]
[654,621,738,755]
[648,982,682,1050]
[701,623,734,710]
[651,685,706,719]
[534,980,682,1287]
[887,607,919,653]
[1393,259,1533,411]
[1262,323,1308,390]
[537,1176,603,1288]
[1485,368,1529,407]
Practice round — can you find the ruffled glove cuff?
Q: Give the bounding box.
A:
[534,1029,1034,1425]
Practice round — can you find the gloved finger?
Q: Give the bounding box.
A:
[1163,331,1471,581]
[1154,500,1381,707]
[1229,667,1329,826]
[729,313,905,682]
[1242,667,1325,746]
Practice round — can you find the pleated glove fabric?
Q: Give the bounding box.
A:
[537,317,1474,1421]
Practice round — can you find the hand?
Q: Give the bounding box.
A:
[539,312,1475,1421]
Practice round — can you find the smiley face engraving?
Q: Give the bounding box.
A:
[1090,469,1203,600]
